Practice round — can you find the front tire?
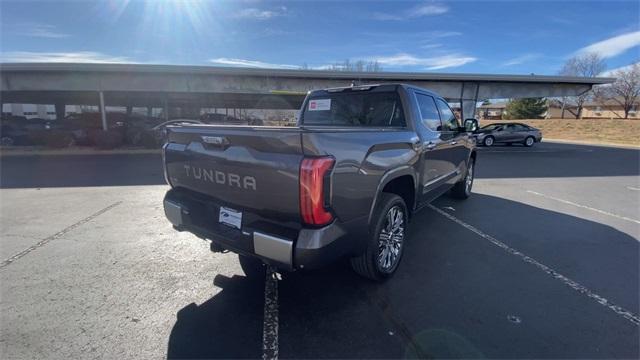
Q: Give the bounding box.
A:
[524,136,535,147]
[351,193,408,281]
[483,136,494,147]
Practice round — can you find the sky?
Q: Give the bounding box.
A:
[1,0,639,75]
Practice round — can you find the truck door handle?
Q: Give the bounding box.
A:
[450,141,457,145]
[425,142,437,150]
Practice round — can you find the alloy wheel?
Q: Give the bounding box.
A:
[377,205,404,273]
[465,161,474,195]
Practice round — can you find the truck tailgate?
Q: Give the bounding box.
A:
[164,126,304,223]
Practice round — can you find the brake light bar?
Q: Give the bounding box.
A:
[300,156,335,226]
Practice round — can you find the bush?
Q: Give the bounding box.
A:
[27,129,49,145]
[125,127,144,146]
[93,130,124,149]
[43,131,74,148]
[140,131,161,148]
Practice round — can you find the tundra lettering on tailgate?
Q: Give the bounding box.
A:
[183,165,257,190]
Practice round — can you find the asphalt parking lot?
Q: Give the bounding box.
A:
[1,141,638,359]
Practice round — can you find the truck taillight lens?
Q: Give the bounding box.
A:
[300,156,335,226]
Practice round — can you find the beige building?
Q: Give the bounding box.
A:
[478,102,508,120]
[547,98,639,119]
[581,98,638,119]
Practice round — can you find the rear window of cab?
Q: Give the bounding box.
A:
[301,91,406,127]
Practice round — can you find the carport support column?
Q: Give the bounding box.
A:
[460,82,480,120]
[55,102,66,121]
[163,97,169,121]
[99,91,107,131]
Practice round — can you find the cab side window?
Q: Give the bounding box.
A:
[435,99,459,132]
[415,93,442,131]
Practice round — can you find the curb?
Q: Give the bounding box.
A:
[542,138,640,150]
[0,147,162,156]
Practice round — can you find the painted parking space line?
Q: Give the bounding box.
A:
[428,204,640,326]
[0,201,122,269]
[526,190,640,225]
[627,186,640,191]
[477,149,561,153]
[262,266,279,360]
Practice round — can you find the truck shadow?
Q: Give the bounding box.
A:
[166,194,639,359]
[166,274,265,359]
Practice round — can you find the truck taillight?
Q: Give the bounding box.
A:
[300,156,335,226]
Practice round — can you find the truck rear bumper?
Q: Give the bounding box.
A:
[164,189,352,270]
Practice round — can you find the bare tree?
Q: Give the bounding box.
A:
[603,63,640,119]
[558,53,606,119]
[327,59,382,72]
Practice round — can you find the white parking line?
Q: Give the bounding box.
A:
[627,186,640,191]
[262,266,279,360]
[526,190,640,225]
[428,204,640,326]
[0,201,122,269]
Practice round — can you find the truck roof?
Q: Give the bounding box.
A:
[310,83,441,98]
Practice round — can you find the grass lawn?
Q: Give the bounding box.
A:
[479,118,640,147]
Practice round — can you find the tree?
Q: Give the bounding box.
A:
[327,59,382,72]
[603,62,640,119]
[300,59,383,72]
[558,53,606,119]
[503,98,547,119]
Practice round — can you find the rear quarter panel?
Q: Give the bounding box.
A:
[301,128,419,224]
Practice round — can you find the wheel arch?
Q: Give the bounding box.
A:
[368,167,417,225]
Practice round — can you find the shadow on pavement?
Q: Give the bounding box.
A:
[166,194,639,359]
[1,142,638,189]
[166,274,265,359]
[475,142,639,178]
[0,154,165,188]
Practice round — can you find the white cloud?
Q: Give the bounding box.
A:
[234,6,287,20]
[372,2,449,20]
[15,23,69,38]
[420,43,443,50]
[0,51,130,63]
[371,12,403,21]
[601,62,640,76]
[209,57,298,69]
[372,53,477,70]
[577,30,640,58]
[502,53,542,66]
[412,4,449,16]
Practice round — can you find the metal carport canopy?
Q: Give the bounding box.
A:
[0,62,614,119]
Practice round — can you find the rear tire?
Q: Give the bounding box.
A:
[451,158,475,199]
[483,136,494,147]
[238,255,265,278]
[524,136,535,147]
[351,193,408,281]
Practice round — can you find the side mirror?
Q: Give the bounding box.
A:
[463,118,478,132]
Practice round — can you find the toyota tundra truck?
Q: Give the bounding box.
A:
[162,84,478,280]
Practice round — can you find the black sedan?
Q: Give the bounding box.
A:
[474,122,543,147]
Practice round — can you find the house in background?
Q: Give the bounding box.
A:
[546,98,639,119]
[478,102,508,120]
[581,98,638,119]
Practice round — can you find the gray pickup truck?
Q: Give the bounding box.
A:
[162,84,478,280]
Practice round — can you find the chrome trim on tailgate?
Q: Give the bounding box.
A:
[253,232,292,266]
[164,200,184,227]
